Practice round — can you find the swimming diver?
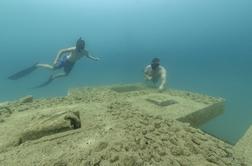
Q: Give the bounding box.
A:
[8,37,100,88]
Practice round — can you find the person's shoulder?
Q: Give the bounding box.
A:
[159,65,167,73]
[62,47,75,52]
[144,64,151,70]
[160,65,166,70]
[68,46,76,51]
[145,64,151,68]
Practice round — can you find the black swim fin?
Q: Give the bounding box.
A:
[33,75,54,88]
[8,62,38,80]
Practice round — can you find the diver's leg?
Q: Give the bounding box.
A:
[51,72,67,80]
[34,59,72,87]
[36,64,55,70]
[33,72,67,88]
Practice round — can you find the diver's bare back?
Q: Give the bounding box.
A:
[67,47,89,63]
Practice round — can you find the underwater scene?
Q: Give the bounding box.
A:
[0,0,251,165]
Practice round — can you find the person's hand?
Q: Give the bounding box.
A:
[145,75,152,81]
[158,85,164,92]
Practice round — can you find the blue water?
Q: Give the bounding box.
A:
[0,0,251,144]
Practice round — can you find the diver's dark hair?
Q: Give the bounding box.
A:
[76,37,85,50]
[152,58,160,64]
[151,58,160,70]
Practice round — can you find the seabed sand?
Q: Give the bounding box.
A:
[0,84,247,166]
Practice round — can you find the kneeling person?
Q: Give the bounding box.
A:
[144,58,167,91]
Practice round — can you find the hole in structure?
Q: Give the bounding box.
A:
[146,99,178,107]
[111,85,144,93]
[18,111,81,145]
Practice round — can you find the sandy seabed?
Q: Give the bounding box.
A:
[0,84,247,166]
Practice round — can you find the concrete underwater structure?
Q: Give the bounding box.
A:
[100,84,225,127]
[0,83,250,165]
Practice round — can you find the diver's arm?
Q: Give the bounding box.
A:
[159,68,167,91]
[144,73,152,80]
[144,65,152,80]
[53,47,74,65]
[87,52,100,61]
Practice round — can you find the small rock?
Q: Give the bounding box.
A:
[169,136,178,146]
[110,155,119,163]
[122,155,138,166]
[191,137,201,145]
[53,161,67,166]
[139,139,147,150]
[170,159,181,166]
[153,153,161,162]
[154,122,161,128]
[95,142,108,152]
[206,153,219,164]
[64,111,81,129]
[155,115,162,120]
[19,95,33,103]
[0,118,5,123]
[142,130,147,135]
[157,147,166,156]
[170,146,184,156]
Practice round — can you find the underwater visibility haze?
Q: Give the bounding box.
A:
[0,0,252,144]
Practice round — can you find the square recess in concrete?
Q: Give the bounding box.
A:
[111,85,145,93]
[146,98,178,107]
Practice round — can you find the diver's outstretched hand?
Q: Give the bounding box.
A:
[158,85,165,93]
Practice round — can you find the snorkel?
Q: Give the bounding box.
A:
[151,58,160,70]
[76,37,85,52]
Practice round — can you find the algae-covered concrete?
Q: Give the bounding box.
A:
[235,125,252,165]
[99,84,225,127]
[0,84,246,165]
